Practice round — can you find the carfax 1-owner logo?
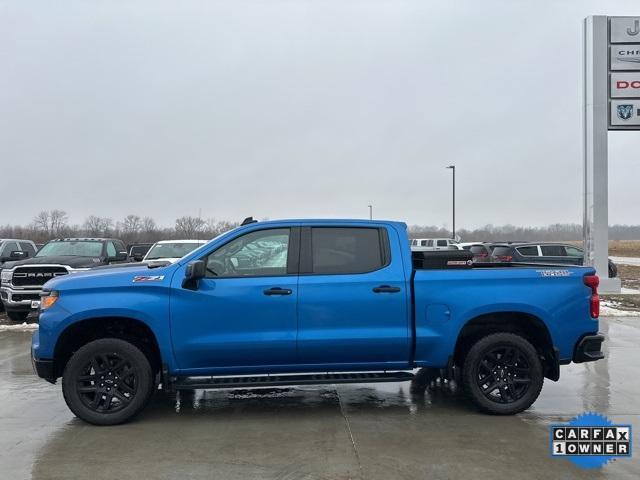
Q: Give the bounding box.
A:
[551,413,632,468]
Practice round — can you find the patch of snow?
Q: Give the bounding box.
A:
[610,256,640,267]
[0,322,39,331]
[601,301,640,317]
[621,287,640,295]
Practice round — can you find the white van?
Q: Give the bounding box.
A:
[410,238,461,251]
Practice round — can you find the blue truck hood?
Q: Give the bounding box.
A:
[43,263,177,291]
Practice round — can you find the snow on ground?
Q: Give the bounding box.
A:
[601,301,640,317]
[611,256,640,267]
[0,322,39,332]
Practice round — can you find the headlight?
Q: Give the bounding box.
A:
[40,291,59,310]
[1,270,11,282]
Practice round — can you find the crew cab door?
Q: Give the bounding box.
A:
[297,225,410,368]
[170,227,299,372]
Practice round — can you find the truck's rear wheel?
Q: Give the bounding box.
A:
[462,333,543,415]
[62,338,153,425]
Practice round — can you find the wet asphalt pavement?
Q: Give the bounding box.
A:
[1,313,639,480]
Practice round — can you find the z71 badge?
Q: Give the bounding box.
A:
[132,275,165,283]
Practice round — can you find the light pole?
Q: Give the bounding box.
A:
[368,205,373,220]
[446,165,455,239]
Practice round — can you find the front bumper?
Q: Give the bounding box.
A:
[0,286,42,310]
[573,333,605,363]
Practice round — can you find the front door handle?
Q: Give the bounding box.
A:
[263,287,293,296]
[372,285,401,293]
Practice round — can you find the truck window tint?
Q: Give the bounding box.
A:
[565,246,583,257]
[19,242,36,256]
[516,246,538,256]
[540,245,566,256]
[1,241,18,256]
[437,240,447,247]
[206,228,290,277]
[311,227,384,274]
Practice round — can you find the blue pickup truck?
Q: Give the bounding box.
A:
[31,219,604,425]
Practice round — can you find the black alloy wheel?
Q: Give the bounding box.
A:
[462,332,544,415]
[62,338,153,425]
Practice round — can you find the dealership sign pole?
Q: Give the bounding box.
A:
[583,16,640,293]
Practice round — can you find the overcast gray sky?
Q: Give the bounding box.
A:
[1,0,639,229]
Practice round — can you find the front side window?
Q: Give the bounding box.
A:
[437,240,447,247]
[36,241,104,257]
[205,228,290,278]
[19,242,36,256]
[311,227,385,274]
[541,245,566,257]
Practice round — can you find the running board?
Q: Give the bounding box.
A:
[173,371,415,390]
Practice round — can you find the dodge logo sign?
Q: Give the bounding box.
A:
[610,72,640,98]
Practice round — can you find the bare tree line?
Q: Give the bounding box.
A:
[1,210,640,245]
[408,223,640,242]
[0,210,239,245]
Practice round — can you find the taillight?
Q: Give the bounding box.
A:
[584,274,600,318]
[496,255,513,262]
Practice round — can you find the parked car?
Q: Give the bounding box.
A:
[142,240,207,263]
[0,239,38,312]
[458,242,495,263]
[0,239,38,267]
[127,243,153,262]
[0,238,128,322]
[410,238,461,251]
[490,243,618,277]
[32,219,603,424]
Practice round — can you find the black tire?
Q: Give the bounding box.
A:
[62,338,154,425]
[7,311,29,323]
[462,333,543,415]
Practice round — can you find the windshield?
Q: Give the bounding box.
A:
[145,242,202,260]
[36,241,103,257]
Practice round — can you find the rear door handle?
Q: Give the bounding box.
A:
[372,285,401,293]
[263,287,293,296]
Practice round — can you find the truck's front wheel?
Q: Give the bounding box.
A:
[462,333,543,415]
[62,338,154,425]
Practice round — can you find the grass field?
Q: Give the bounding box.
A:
[609,240,640,257]
[566,240,640,257]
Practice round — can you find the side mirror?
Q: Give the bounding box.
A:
[10,251,27,259]
[182,260,206,290]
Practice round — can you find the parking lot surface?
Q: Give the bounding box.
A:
[0,313,638,480]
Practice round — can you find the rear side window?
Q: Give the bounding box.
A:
[311,227,386,274]
[470,245,487,255]
[516,246,539,256]
[19,242,36,256]
[492,246,513,256]
[540,245,566,256]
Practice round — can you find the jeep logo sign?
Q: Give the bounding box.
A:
[611,72,640,98]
